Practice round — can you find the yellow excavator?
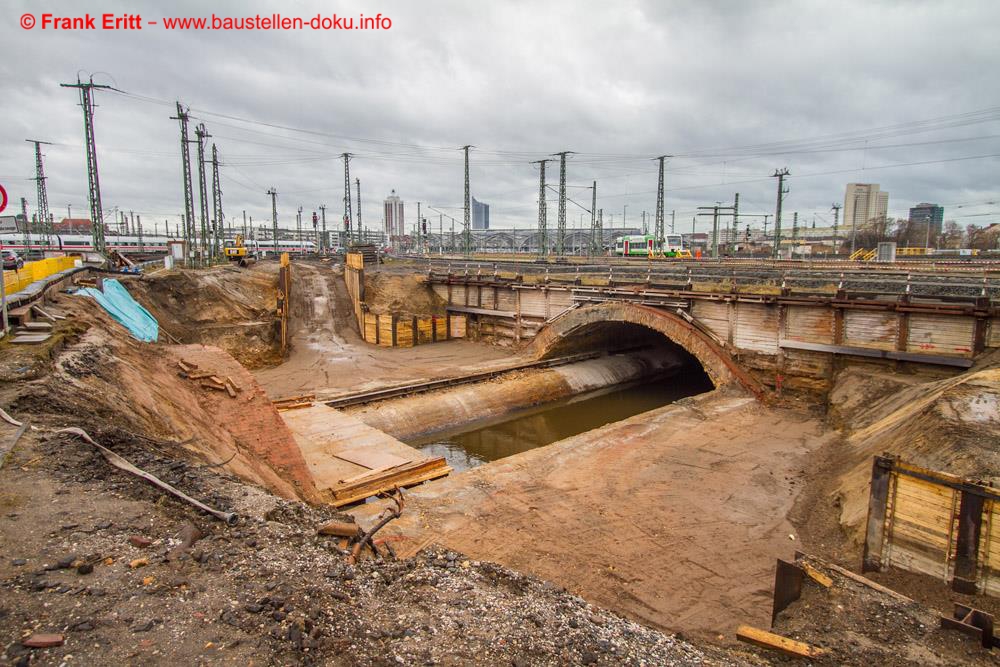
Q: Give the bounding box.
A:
[224,235,254,267]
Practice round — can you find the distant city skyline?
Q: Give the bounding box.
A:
[2,1,997,235]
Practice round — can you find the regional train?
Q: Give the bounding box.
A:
[613,234,686,257]
[0,233,318,255]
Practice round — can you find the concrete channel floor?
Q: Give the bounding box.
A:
[354,390,833,643]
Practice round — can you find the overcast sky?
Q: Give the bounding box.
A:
[2,0,999,236]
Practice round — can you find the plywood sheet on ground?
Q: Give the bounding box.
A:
[351,394,833,642]
[280,403,437,496]
[334,447,409,470]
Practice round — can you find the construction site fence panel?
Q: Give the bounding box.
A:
[3,256,77,295]
[863,456,1000,596]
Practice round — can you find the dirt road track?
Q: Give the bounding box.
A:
[356,391,833,642]
[253,262,514,398]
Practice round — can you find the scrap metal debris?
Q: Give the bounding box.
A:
[348,488,404,564]
[56,427,238,524]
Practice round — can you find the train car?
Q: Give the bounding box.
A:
[0,233,319,256]
[613,234,685,256]
[0,232,174,254]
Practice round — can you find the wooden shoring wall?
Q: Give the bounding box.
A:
[342,252,462,347]
[863,456,1000,596]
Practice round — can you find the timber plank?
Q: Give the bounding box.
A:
[736,625,827,658]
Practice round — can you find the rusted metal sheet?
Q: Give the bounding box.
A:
[844,310,898,351]
[784,306,834,344]
[734,302,779,353]
[906,314,975,356]
[690,300,730,342]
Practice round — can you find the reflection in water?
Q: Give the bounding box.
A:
[409,372,713,472]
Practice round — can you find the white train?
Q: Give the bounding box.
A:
[0,233,318,255]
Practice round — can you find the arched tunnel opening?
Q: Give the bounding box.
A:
[407,321,716,471]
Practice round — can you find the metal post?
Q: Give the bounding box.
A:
[589,180,598,256]
[27,139,53,248]
[732,192,739,252]
[61,77,113,254]
[171,103,196,262]
[552,151,572,256]
[462,145,473,256]
[772,168,790,258]
[355,177,362,245]
[267,188,278,256]
[211,143,223,258]
[319,205,326,253]
[532,159,550,257]
[341,153,353,245]
[654,155,668,253]
[194,123,211,264]
[297,206,303,253]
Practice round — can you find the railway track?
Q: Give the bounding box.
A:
[323,350,610,409]
[395,255,1000,301]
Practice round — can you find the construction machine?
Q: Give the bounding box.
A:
[224,235,255,267]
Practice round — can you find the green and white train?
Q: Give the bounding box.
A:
[613,234,685,256]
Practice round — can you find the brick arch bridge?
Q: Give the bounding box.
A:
[528,301,766,399]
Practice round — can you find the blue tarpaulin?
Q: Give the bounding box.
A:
[76,278,159,342]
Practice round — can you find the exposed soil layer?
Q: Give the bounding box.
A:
[765,556,998,666]
[362,271,447,317]
[826,364,1000,545]
[0,429,738,666]
[124,265,282,368]
[355,390,836,643]
[253,262,514,399]
[6,260,1000,665]
[0,292,317,503]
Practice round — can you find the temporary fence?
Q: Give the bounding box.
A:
[3,256,78,295]
[345,252,463,348]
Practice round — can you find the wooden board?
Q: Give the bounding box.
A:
[280,403,450,504]
[333,447,409,471]
[736,625,827,658]
[11,333,51,344]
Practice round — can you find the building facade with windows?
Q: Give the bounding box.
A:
[843,183,889,231]
[472,197,490,230]
[908,203,944,238]
[383,190,405,240]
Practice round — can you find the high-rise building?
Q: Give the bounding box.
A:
[472,197,490,230]
[383,190,404,239]
[843,183,889,231]
[908,203,944,239]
